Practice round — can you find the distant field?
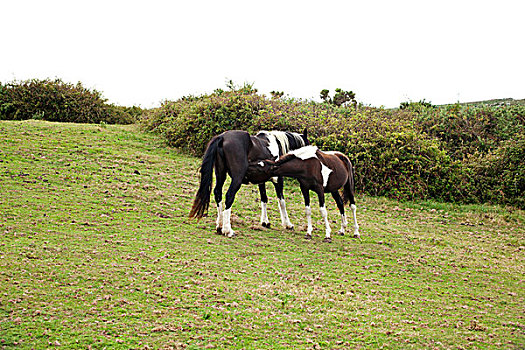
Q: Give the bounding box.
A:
[443,98,525,107]
[1,120,523,349]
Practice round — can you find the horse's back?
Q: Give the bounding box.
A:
[213,130,253,176]
[219,130,251,153]
[317,151,352,189]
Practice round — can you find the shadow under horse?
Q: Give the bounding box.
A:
[189,129,309,237]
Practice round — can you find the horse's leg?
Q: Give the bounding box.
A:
[273,176,294,229]
[299,183,313,239]
[222,176,244,238]
[258,183,270,228]
[345,182,360,238]
[331,191,347,236]
[351,203,360,238]
[214,161,227,234]
[316,189,332,243]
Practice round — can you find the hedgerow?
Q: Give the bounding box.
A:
[142,87,525,208]
[405,102,525,159]
[469,135,525,208]
[0,78,138,124]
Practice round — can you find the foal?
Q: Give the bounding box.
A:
[247,145,360,242]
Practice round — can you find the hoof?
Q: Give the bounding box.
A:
[338,231,345,236]
[304,234,312,240]
[262,222,270,228]
[323,237,332,243]
[216,227,222,235]
[227,232,235,238]
[353,233,361,239]
[286,225,294,231]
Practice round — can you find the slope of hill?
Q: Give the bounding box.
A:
[1,120,524,349]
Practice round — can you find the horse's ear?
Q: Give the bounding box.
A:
[302,128,310,145]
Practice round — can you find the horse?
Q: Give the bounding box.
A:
[246,145,360,242]
[189,129,309,237]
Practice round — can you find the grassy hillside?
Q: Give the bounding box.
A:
[1,120,524,349]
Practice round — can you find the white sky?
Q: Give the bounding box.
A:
[1,0,524,108]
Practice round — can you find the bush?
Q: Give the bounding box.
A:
[0,78,139,124]
[407,103,525,159]
[140,87,524,208]
[142,88,264,155]
[142,89,462,203]
[470,135,525,208]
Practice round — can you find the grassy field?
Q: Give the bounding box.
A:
[0,120,524,349]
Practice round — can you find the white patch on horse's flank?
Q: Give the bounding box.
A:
[258,131,289,159]
[267,135,280,159]
[289,145,318,160]
[269,131,290,154]
[321,163,332,187]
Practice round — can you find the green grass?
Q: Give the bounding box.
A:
[1,120,524,349]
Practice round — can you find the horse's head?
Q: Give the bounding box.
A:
[246,159,276,183]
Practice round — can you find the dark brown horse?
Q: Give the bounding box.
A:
[189,129,309,237]
[247,145,359,242]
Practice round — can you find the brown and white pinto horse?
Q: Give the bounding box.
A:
[247,145,360,242]
[189,129,309,237]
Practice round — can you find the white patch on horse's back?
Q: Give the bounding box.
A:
[324,150,344,156]
[321,163,332,187]
[290,145,318,160]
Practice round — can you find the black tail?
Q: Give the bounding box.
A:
[189,135,223,218]
[340,155,356,206]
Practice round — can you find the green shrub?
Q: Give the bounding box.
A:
[142,89,460,203]
[470,135,525,208]
[142,89,264,155]
[0,78,138,124]
[140,87,524,208]
[408,103,525,159]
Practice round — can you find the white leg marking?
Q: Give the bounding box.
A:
[305,206,313,236]
[320,206,331,239]
[216,202,223,231]
[222,208,235,237]
[338,213,348,235]
[279,198,294,229]
[351,204,360,238]
[260,202,269,226]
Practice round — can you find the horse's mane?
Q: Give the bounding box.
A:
[284,131,307,152]
[261,131,306,155]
